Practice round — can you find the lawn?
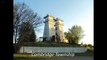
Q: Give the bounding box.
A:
[14,50,93,59]
[75,50,94,56]
[14,53,54,59]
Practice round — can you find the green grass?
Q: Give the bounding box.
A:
[14,53,54,59]
[14,51,93,60]
[14,50,93,59]
[75,50,94,56]
[14,54,61,60]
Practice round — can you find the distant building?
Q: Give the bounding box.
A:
[39,37,43,42]
[43,14,66,43]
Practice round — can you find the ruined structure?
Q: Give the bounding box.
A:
[43,14,66,42]
[43,14,55,41]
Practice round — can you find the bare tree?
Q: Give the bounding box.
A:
[13,3,43,45]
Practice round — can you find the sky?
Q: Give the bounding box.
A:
[14,0,94,45]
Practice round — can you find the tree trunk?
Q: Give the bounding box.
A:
[15,27,18,45]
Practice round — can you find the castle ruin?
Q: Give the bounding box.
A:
[43,14,66,43]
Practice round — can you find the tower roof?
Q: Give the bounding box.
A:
[55,18,63,22]
[44,13,55,19]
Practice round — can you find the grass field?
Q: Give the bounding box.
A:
[14,53,59,59]
[75,51,93,56]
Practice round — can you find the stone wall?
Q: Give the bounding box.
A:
[19,46,87,53]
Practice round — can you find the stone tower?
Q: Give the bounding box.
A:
[55,18,65,42]
[43,14,55,41]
